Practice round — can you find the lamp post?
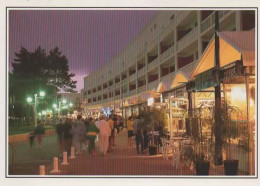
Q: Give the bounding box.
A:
[27,91,45,127]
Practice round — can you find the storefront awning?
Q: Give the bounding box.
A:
[190,30,255,80]
[171,73,188,89]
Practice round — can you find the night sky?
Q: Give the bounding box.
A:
[9,10,156,92]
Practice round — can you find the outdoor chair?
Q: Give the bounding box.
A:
[161,137,172,160]
[171,141,180,169]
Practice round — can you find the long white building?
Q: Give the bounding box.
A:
[83,10,255,112]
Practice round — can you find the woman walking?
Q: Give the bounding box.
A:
[127,116,134,146]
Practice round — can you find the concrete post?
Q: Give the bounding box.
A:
[39,165,45,175]
[61,151,69,165]
[50,157,60,173]
[70,147,76,159]
[174,25,178,72]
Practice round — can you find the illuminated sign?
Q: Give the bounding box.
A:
[147,97,154,106]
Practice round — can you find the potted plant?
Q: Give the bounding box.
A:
[182,105,210,175]
[205,102,248,175]
[34,124,45,148]
[139,107,167,155]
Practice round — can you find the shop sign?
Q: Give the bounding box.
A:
[147,97,154,106]
[195,68,218,91]
[219,61,244,81]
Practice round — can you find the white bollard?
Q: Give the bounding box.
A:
[61,151,69,165]
[50,157,60,173]
[69,147,76,159]
[39,165,45,175]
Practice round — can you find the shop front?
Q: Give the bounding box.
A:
[187,30,255,175]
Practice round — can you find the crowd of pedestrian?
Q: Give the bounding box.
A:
[56,113,126,157]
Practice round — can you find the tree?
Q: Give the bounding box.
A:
[10,46,77,117]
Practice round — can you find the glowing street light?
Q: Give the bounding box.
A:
[53,104,57,108]
[40,91,45,97]
[27,97,33,103]
[62,99,67,104]
[69,103,73,107]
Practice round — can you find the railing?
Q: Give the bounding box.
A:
[137,67,146,78]
[177,27,198,52]
[147,58,159,72]
[114,95,121,100]
[129,73,137,82]
[175,11,191,26]
[200,10,232,34]
[137,85,146,93]
[121,93,128,99]
[160,44,175,64]
[121,78,128,85]
[148,79,159,91]
[129,89,137,97]
[178,60,198,78]
[161,71,175,85]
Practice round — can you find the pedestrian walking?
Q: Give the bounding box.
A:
[97,115,111,155]
[133,115,144,154]
[108,115,114,152]
[127,116,134,146]
[72,115,86,154]
[86,117,99,155]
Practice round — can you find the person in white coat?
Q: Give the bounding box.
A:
[97,115,111,155]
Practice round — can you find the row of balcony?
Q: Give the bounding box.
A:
[85,11,234,98]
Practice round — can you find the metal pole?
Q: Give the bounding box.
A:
[34,94,37,127]
[214,11,223,165]
[59,102,61,118]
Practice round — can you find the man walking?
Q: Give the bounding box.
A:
[108,115,114,152]
[133,115,144,154]
[97,115,111,155]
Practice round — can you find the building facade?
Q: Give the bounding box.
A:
[83,10,255,112]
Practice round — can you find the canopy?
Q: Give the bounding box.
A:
[190,30,255,79]
[171,73,188,89]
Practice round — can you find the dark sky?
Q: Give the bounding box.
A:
[9,10,156,92]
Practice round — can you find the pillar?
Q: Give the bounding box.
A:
[174,25,178,72]
[236,11,242,31]
[197,11,203,59]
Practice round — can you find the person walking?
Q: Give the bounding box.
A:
[107,115,114,152]
[127,116,134,146]
[97,115,111,155]
[86,117,99,155]
[72,115,86,154]
[133,115,144,154]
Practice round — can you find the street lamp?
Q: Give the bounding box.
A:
[26,91,45,127]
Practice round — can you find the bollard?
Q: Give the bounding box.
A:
[50,157,60,173]
[69,147,76,159]
[39,165,45,175]
[61,151,69,165]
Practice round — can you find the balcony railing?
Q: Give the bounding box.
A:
[137,85,146,93]
[137,67,146,78]
[147,58,159,72]
[160,44,175,63]
[121,78,128,85]
[129,73,137,82]
[161,71,175,86]
[200,10,232,34]
[177,27,198,52]
[114,95,121,100]
[129,89,136,97]
[178,60,198,78]
[148,79,159,91]
[121,93,128,99]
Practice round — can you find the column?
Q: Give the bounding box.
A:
[136,62,138,94]
[236,11,242,31]
[145,54,148,91]
[197,11,202,60]
[174,25,178,72]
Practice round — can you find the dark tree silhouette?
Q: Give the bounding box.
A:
[9,46,77,117]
